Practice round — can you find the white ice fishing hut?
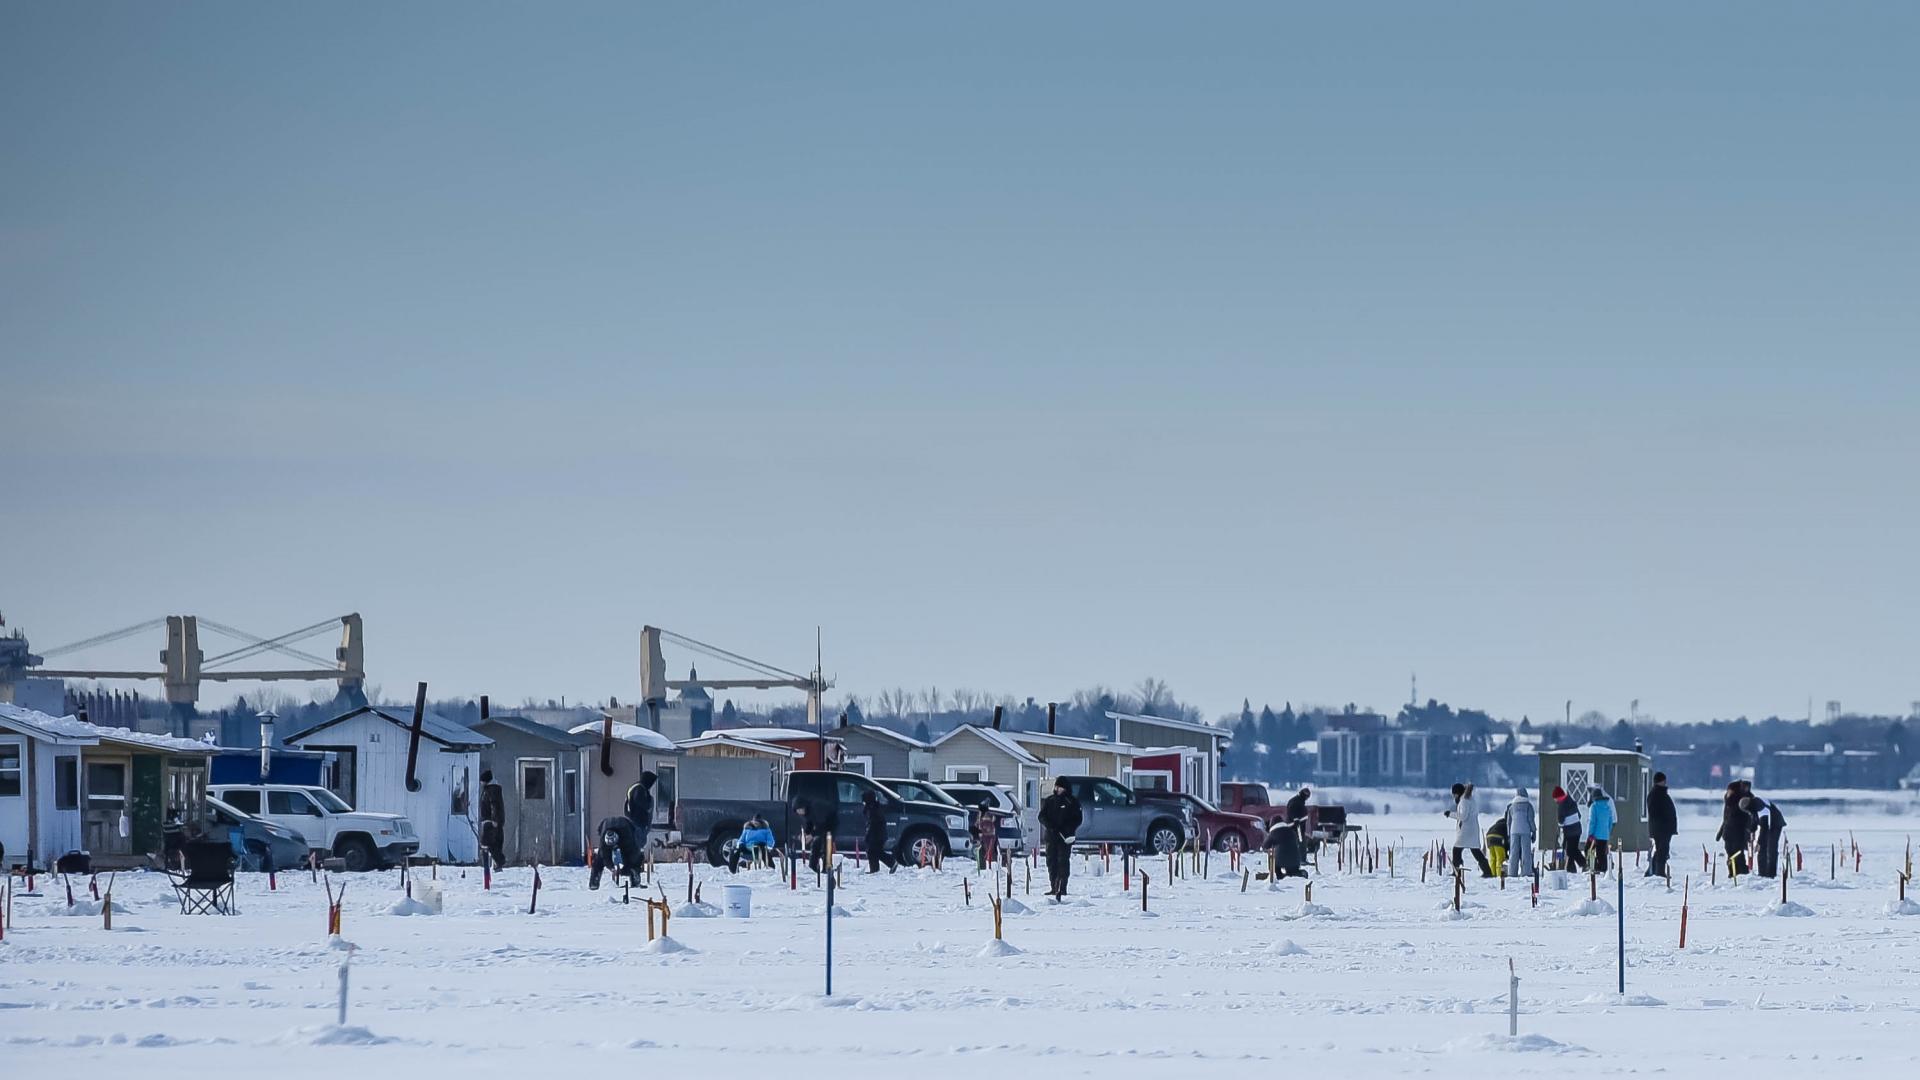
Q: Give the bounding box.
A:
[288,704,492,864]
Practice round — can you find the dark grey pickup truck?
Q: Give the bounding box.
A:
[682,770,973,867]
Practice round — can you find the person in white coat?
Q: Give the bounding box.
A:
[1443,782,1496,877]
[1504,788,1537,878]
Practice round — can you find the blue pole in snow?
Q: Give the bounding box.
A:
[825,859,835,996]
[1616,848,1625,994]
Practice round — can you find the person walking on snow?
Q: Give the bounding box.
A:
[1505,788,1537,878]
[1444,782,1495,877]
[861,790,895,873]
[1646,772,1678,878]
[1554,787,1587,872]
[1585,785,1617,873]
[1038,779,1083,900]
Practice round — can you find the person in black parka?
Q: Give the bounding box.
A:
[1038,779,1083,900]
[478,769,507,869]
[1646,771,1678,878]
[1285,787,1311,824]
[1745,795,1787,878]
[588,815,643,889]
[794,794,838,873]
[625,770,657,853]
[861,790,895,873]
[1554,786,1587,872]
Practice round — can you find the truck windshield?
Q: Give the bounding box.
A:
[309,788,353,813]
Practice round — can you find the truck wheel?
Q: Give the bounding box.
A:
[1147,820,1184,855]
[1211,830,1246,854]
[707,823,743,868]
[897,828,945,868]
[336,837,377,873]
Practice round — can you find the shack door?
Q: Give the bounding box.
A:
[83,756,133,857]
[515,757,554,865]
[0,737,26,863]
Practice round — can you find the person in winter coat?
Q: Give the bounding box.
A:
[729,814,777,873]
[1554,787,1587,872]
[1716,783,1750,876]
[1484,816,1509,878]
[477,769,507,869]
[1586,786,1617,873]
[588,815,643,889]
[1444,783,1495,877]
[1744,795,1787,878]
[1285,787,1312,824]
[1646,772,1678,878]
[625,770,658,853]
[861,790,895,873]
[1038,779,1083,899]
[1263,816,1308,878]
[1505,788,1537,878]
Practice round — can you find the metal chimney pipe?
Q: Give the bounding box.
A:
[992,705,1003,731]
[480,695,490,721]
[404,682,428,793]
[1048,702,1057,735]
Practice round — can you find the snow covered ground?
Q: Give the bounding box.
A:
[4,811,1917,1077]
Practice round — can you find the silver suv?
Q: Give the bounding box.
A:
[1050,775,1189,855]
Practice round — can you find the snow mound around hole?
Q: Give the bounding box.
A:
[1444,1033,1589,1055]
[327,936,358,952]
[976,938,1024,958]
[385,897,436,917]
[283,1024,395,1046]
[1263,938,1310,956]
[822,904,853,917]
[1576,992,1666,1007]
[642,935,695,955]
[1283,902,1334,919]
[1882,898,1920,917]
[1762,901,1815,918]
[999,897,1031,915]
[673,902,721,918]
[1557,899,1615,917]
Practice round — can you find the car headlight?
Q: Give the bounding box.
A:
[945,815,967,830]
[377,827,393,836]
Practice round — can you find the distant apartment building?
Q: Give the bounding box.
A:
[1313,712,1431,787]
[1755,745,1903,789]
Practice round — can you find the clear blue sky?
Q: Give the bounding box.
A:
[4,3,1916,726]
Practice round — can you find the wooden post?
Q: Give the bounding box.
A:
[1589,871,1598,902]
[1241,869,1249,893]
[528,864,541,915]
[991,895,1003,940]
[1305,880,1313,903]
[1453,868,1463,913]
[646,900,657,941]
[963,876,971,906]
[1141,870,1149,912]
[687,848,695,904]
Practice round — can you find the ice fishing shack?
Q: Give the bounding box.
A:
[1536,744,1652,852]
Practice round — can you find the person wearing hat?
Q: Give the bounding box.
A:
[1504,787,1537,878]
[1554,786,1587,872]
[477,769,506,869]
[1646,772,1678,878]
[1038,778,1083,900]
[1585,785,1617,873]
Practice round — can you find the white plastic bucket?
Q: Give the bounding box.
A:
[414,880,445,914]
[723,884,752,918]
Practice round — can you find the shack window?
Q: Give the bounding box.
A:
[519,761,549,801]
[451,766,471,816]
[55,755,79,809]
[86,762,127,809]
[563,769,579,814]
[0,743,21,797]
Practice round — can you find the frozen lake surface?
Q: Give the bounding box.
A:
[4,811,1917,1077]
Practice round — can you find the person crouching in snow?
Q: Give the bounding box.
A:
[1554,786,1587,872]
[1585,785,1617,873]
[1505,788,1537,878]
[729,814,776,873]
[1263,816,1308,879]
[1743,794,1787,878]
[589,815,643,890]
[1444,782,1495,877]
[1484,814,1509,878]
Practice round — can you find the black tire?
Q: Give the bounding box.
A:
[1211,829,1247,854]
[707,822,744,868]
[1147,819,1184,855]
[335,836,377,873]
[896,828,946,868]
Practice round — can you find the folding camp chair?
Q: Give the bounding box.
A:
[169,840,238,915]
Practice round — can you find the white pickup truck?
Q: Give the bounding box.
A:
[206,784,418,872]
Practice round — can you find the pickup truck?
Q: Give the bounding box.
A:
[206,783,418,872]
[1135,790,1265,854]
[1052,775,1189,855]
[1217,782,1358,851]
[683,770,972,868]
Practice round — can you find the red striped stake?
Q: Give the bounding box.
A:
[1123,856,1131,893]
[269,869,277,891]
[483,860,492,891]
[1679,877,1690,949]
[529,864,542,915]
[324,878,335,935]
[1795,845,1802,872]
[790,853,798,890]
[66,878,75,907]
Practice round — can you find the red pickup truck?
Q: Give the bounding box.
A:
[1218,782,1358,851]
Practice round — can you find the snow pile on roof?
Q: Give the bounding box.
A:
[0,703,216,751]
[569,720,678,752]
